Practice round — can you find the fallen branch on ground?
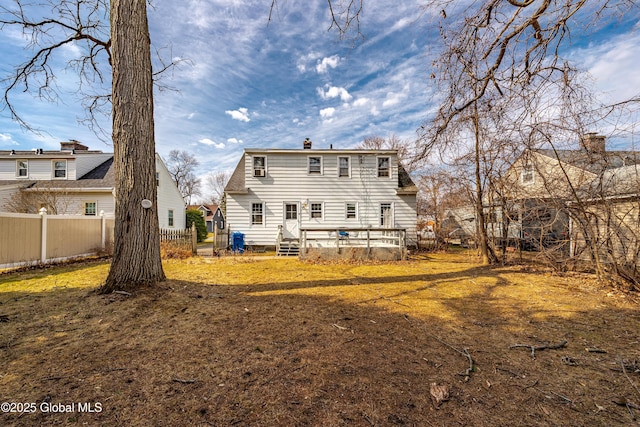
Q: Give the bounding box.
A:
[423,329,476,381]
[510,340,567,358]
[173,378,196,384]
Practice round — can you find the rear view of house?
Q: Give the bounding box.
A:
[224,140,418,257]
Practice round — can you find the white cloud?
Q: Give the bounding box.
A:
[225,107,250,122]
[317,85,353,102]
[227,137,243,144]
[353,97,370,107]
[297,51,323,73]
[0,133,18,146]
[316,55,340,74]
[319,107,335,118]
[382,92,406,108]
[199,138,226,149]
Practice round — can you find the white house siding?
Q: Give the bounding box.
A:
[226,150,417,247]
[0,157,76,180]
[156,155,185,228]
[53,192,115,216]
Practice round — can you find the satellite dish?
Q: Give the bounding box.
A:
[141,199,153,209]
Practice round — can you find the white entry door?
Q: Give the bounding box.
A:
[283,202,300,239]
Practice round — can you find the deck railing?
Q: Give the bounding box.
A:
[300,227,407,259]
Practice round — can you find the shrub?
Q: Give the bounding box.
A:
[186,209,208,242]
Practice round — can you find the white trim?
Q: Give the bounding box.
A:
[252,155,267,177]
[52,159,68,179]
[377,156,391,178]
[521,162,534,185]
[338,156,351,178]
[16,159,28,178]
[307,155,323,175]
[83,200,98,216]
[345,201,358,220]
[250,201,266,227]
[309,201,324,220]
[168,209,175,227]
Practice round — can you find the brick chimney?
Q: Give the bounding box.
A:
[303,138,312,149]
[60,140,89,151]
[581,133,606,154]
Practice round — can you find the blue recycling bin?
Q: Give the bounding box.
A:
[232,232,245,253]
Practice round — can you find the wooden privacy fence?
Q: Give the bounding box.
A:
[0,211,115,268]
[160,224,197,254]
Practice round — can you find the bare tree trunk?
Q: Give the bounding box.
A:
[473,103,497,265]
[100,0,165,292]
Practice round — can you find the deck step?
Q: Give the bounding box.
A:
[277,240,300,257]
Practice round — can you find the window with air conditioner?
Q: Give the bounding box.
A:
[253,156,266,177]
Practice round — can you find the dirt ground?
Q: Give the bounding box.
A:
[1,252,639,426]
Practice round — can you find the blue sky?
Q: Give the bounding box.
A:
[1,1,640,192]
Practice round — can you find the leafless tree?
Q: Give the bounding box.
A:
[4,184,72,215]
[165,149,201,205]
[204,170,230,206]
[357,134,417,172]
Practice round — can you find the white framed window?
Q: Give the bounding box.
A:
[168,209,174,227]
[338,156,350,177]
[251,202,264,225]
[84,201,97,216]
[345,202,357,220]
[156,171,160,187]
[310,202,323,220]
[253,156,266,177]
[53,160,67,179]
[380,203,393,227]
[16,160,28,178]
[521,163,534,185]
[377,157,390,178]
[308,156,323,175]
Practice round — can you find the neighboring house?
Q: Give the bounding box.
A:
[224,141,418,252]
[490,133,640,256]
[0,141,185,228]
[187,203,218,232]
[441,207,477,246]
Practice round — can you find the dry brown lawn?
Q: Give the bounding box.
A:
[0,252,639,426]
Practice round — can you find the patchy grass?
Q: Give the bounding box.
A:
[1,252,639,426]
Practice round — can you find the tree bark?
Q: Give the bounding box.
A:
[100,0,165,292]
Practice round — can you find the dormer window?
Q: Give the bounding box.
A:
[308,156,322,174]
[377,157,390,178]
[16,160,28,178]
[338,156,350,177]
[53,160,67,179]
[521,162,534,185]
[253,156,266,177]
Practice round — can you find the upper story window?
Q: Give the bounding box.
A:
[377,157,390,178]
[338,156,350,177]
[168,209,174,227]
[253,156,266,177]
[53,160,67,179]
[521,162,534,185]
[156,171,160,187]
[308,156,322,174]
[16,160,28,178]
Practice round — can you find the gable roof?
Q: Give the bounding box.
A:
[534,149,640,174]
